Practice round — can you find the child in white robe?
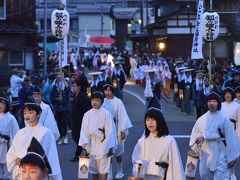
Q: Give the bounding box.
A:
[103,83,132,179]
[6,98,62,180]
[221,87,240,180]
[79,91,117,180]
[234,86,240,104]
[132,107,185,180]
[0,93,19,180]
[32,87,60,140]
[190,92,240,180]
[221,87,240,139]
[20,137,52,180]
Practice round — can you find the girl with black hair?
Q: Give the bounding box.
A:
[132,108,185,180]
[6,99,62,180]
[0,93,19,180]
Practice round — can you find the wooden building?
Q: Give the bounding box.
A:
[0,0,37,86]
[131,0,240,63]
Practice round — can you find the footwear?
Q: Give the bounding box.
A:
[107,171,113,180]
[70,156,79,162]
[67,129,72,133]
[63,137,68,144]
[115,172,124,179]
[57,139,63,145]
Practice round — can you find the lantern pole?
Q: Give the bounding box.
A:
[59,39,63,103]
[43,0,47,77]
[209,0,213,81]
[51,2,69,104]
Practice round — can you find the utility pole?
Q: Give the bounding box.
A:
[43,0,47,75]
[146,0,149,26]
[101,5,103,35]
[140,0,144,32]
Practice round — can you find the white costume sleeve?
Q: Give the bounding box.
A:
[78,112,91,147]
[43,105,60,140]
[6,132,21,176]
[103,111,118,154]
[223,116,240,163]
[189,119,202,153]
[9,113,20,143]
[116,99,132,136]
[132,139,141,164]
[234,105,240,139]
[41,131,63,180]
[166,138,186,180]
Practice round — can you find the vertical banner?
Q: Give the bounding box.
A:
[191,0,204,60]
[62,0,69,67]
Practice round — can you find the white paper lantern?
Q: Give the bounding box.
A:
[51,5,69,39]
[78,156,89,179]
[202,11,220,41]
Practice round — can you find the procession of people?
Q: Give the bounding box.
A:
[1,46,240,180]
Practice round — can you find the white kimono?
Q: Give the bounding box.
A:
[189,111,240,178]
[132,135,185,180]
[39,101,60,140]
[105,97,132,156]
[234,98,240,105]
[6,123,62,180]
[0,112,19,179]
[79,107,117,159]
[221,101,240,139]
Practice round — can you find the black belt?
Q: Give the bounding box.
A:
[230,119,237,130]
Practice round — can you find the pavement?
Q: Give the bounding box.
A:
[57,79,240,180]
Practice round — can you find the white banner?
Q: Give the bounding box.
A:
[62,0,69,67]
[191,0,204,60]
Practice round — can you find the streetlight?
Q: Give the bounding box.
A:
[159,42,166,51]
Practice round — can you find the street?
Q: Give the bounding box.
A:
[57,81,240,180]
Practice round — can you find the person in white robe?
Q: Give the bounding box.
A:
[161,64,172,98]
[32,87,60,140]
[79,91,117,180]
[155,60,163,83]
[10,68,26,100]
[103,83,132,179]
[132,107,185,180]
[234,86,240,105]
[221,87,240,180]
[20,137,53,180]
[221,87,240,139]
[189,92,240,180]
[0,93,19,180]
[6,99,62,180]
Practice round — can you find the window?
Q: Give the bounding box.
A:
[0,0,6,20]
[9,50,24,66]
[70,19,78,32]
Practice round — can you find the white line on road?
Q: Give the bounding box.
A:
[124,89,146,105]
[124,89,192,139]
[172,135,191,138]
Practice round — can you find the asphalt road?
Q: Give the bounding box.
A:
[57,81,240,180]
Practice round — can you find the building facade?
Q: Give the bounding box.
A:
[129,0,240,63]
[0,0,37,86]
[36,0,138,52]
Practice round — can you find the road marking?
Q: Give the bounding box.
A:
[172,135,191,138]
[124,89,146,105]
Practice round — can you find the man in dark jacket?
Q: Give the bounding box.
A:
[50,72,71,145]
[70,79,91,162]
